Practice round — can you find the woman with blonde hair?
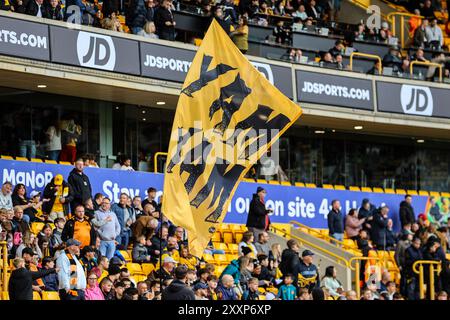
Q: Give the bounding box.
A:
[138,21,159,39]
[15,232,43,259]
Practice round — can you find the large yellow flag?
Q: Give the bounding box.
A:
[162,19,302,257]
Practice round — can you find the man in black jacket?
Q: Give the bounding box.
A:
[279,239,300,281]
[162,265,195,300]
[25,0,48,17]
[296,250,320,293]
[154,0,176,41]
[246,187,272,241]
[68,158,92,213]
[399,195,416,229]
[8,257,57,300]
[327,199,344,243]
[126,0,148,34]
[358,198,375,232]
[404,237,423,300]
[371,206,389,249]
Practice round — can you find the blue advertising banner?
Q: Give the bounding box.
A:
[0,160,428,232]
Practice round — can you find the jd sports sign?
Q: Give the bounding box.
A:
[49,26,140,75]
[377,82,450,118]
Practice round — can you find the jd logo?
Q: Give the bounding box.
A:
[76,32,116,71]
[251,62,274,84]
[400,85,433,116]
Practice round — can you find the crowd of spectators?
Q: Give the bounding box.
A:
[2,166,450,301]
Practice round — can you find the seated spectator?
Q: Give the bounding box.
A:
[254,231,270,256]
[216,274,238,300]
[132,214,158,241]
[126,0,148,35]
[277,273,296,300]
[25,0,48,18]
[85,271,104,300]
[132,235,151,263]
[49,217,65,256]
[148,256,176,282]
[41,256,59,291]
[410,48,428,62]
[320,52,335,68]
[80,246,98,273]
[322,266,344,298]
[179,245,198,270]
[382,46,406,74]
[259,1,274,15]
[297,250,320,293]
[37,223,52,256]
[292,4,308,20]
[242,277,259,300]
[273,20,290,44]
[437,291,448,300]
[138,21,159,38]
[206,275,218,300]
[420,0,436,19]
[291,17,303,32]
[162,265,196,300]
[354,23,366,41]
[0,182,13,211]
[335,54,345,70]
[12,184,34,224]
[16,233,43,260]
[100,277,115,300]
[413,19,429,48]
[45,0,63,20]
[101,17,124,32]
[306,0,320,19]
[426,18,444,51]
[155,0,176,41]
[238,231,257,257]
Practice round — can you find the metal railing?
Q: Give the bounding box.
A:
[270,224,350,268]
[289,220,361,252]
[0,241,7,293]
[153,152,168,173]
[412,260,442,300]
[348,256,381,298]
[349,52,382,73]
[386,12,423,48]
[410,60,443,82]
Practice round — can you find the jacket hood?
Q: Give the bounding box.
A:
[167,279,188,293]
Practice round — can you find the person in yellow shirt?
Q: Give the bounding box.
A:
[231,16,249,54]
[42,174,73,222]
[179,245,198,270]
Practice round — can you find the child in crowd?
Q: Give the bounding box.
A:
[277,274,297,300]
[242,277,260,300]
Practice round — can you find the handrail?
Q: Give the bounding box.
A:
[270,224,350,268]
[153,152,168,173]
[289,220,360,252]
[349,52,382,74]
[0,241,7,293]
[412,260,441,300]
[410,61,443,82]
[386,12,423,48]
[348,256,381,298]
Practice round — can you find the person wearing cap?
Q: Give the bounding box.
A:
[68,158,93,213]
[41,256,59,291]
[148,255,176,282]
[62,204,96,249]
[21,246,45,292]
[29,190,46,222]
[56,238,87,300]
[8,257,57,300]
[42,174,73,222]
[80,246,98,273]
[296,249,320,293]
[246,186,273,241]
[193,281,209,300]
[162,265,196,300]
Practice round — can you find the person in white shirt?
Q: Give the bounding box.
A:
[45,125,62,161]
[121,156,135,171]
[292,5,308,20]
[0,182,13,210]
[426,19,444,50]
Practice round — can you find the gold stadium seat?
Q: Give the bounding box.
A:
[222,231,234,244]
[441,192,450,198]
[280,181,291,186]
[132,275,147,283]
[214,254,228,266]
[360,187,372,192]
[322,184,334,189]
[259,294,266,300]
[372,187,384,193]
[2,291,9,300]
[213,242,229,254]
[59,161,72,165]
[256,179,266,184]
[305,183,316,188]
[31,158,43,163]
[334,185,346,190]
[396,189,407,195]
[294,182,305,187]
[349,186,360,192]
[126,263,144,276]
[227,243,238,254]
[384,189,395,194]
[42,291,60,300]
[429,191,440,198]
[1,155,14,160]
[31,222,45,235]
[141,263,155,275]
[16,157,28,162]
[215,265,226,277]
[343,239,357,249]
[33,291,41,300]
[226,254,237,263]
[217,224,230,233]
[120,250,132,262]
[44,160,58,164]
[406,190,418,196]
[418,190,429,196]
[268,180,279,185]
[211,231,221,243]
[203,254,215,264]
[235,233,244,243]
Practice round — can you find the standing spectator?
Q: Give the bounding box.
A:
[154,0,176,41]
[8,257,57,300]
[322,266,344,298]
[277,274,297,300]
[385,219,396,249]
[216,274,238,300]
[246,187,272,241]
[61,205,96,249]
[93,193,104,211]
[213,6,231,34]
[162,265,196,300]
[420,0,436,19]
[254,231,270,256]
[345,209,366,240]
[25,0,48,18]
[42,174,73,222]
[429,196,443,225]
[404,236,423,300]
[327,199,344,242]
[145,0,155,21]
[371,206,389,249]
[426,18,444,51]
[132,196,144,217]
[306,0,320,19]
[273,20,290,44]
[112,193,136,250]
[400,195,416,229]
[395,230,413,296]
[126,0,148,34]
[231,16,249,54]
[0,182,13,211]
[142,187,158,209]
[413,19,429,48]
[45,123,62,160]
[358,198,375,232]
[94,197,121,259]
[68,158,92,213]
[80,246,98,273]
[279,239,300,280]
[56,238,87,300]
[296,250,320,293]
